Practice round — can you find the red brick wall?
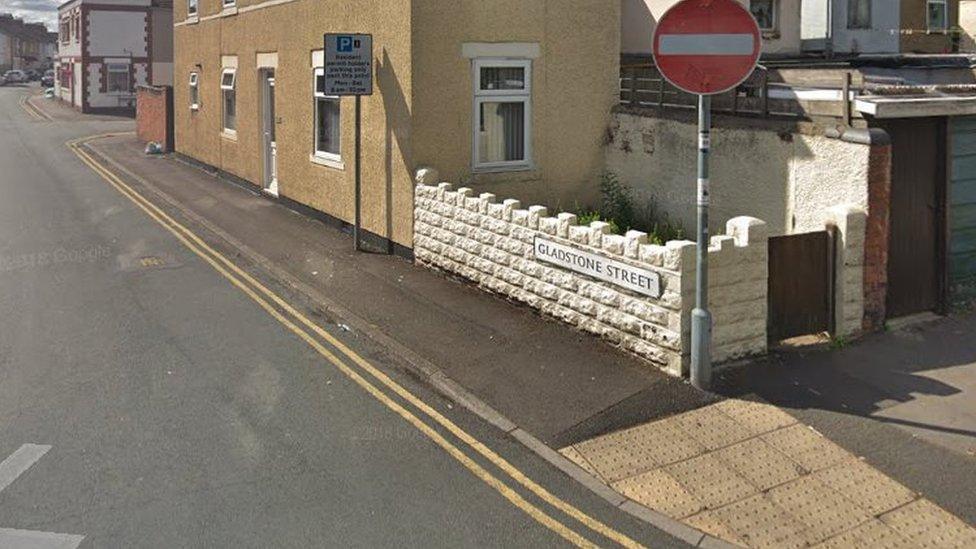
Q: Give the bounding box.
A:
[863,142,892,331]
[136,85,172,151]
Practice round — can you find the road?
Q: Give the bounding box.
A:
[0,86,688,548]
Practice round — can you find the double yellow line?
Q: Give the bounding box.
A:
[68,135,646,549]
[20,93,51,121]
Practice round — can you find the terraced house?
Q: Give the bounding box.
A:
[173,0,620,252]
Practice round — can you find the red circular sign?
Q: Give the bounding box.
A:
[652,0,761,95]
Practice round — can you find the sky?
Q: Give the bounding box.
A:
[1,0,59,31]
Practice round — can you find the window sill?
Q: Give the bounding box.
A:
[185,14,199,24]
[190,104,199,111]
[761,30,780,40]
[221,5,238,16]
[472,162,534,174]
[221,129,237,141]
[310,153,344,170]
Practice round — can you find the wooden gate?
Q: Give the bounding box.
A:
[767,230,835,341]
[880,118,945,318]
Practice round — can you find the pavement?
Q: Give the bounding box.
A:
[0,85,699,547]
[11,85,976,548]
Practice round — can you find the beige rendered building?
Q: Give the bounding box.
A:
[173,0,620,251]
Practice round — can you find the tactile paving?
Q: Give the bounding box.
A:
[612,468,703,519]
[813,460,916,516]
[880,499,976,548]
[574,419,707,482]
[674,405,754,451]
[814,519,912,549]
[713,437,805,492]
[761,424,854,472]
[709,493,812,549]
[559,446,605,482]
[715,398,797,435]
[768,476,872,541]
[685,510,744,546]
[665,453,757,510]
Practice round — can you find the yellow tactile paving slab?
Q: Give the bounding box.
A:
[812,459,917,516]
[880,499,976,548]
[674,404,754,451]
[558,446,606,483]
[665,453,757,510]
[812,519,912,549]
[767,476,872,540]
[760,424,854,472]
[611,468,703,519]
[712,437,805,492]
[560,398,976,548]
[709,493,813,549]
[714,398,798,435]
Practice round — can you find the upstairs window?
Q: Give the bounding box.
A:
[928,0,948,31]
[189,72,199,110]
[223,0,235,7]
[221,68,237,132]
[188,0,197,16]
[473,59,531,171]
[848,0,872,29]
[750,0,776,31]
[313,68,341,159]
[107,64,130,93]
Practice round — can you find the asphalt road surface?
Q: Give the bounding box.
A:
[0,87,689,548]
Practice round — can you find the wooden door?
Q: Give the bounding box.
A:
[768,231,834,341]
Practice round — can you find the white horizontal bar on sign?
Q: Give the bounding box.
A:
[657,34,755,56]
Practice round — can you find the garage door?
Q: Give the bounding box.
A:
[951,117,976,300]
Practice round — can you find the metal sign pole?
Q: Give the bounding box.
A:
[354,95,363,252]
[691,93,712,390]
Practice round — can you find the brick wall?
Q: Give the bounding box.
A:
[414,181,769,377]
[863,142,892,331]
[136,85,172,152]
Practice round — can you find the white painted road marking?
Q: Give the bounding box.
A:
[657,33,755,55]
[0,445,85,549]
[0,528,84,549]
[0,444,51,494]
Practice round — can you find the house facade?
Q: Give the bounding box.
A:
[173,0,620,251]
[55,0,173,114]
[0,14,57,72]
[622,0,961,58]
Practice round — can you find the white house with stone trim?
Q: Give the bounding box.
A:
[55,0,172,114]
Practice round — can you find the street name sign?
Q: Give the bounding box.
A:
[533,237,661,298]
[323,33,373,96]
[652,0,761,95]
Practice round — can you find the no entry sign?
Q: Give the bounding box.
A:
[652,0,761,95]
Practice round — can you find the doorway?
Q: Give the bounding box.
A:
[260,69,278,196]
[880,117,946,318]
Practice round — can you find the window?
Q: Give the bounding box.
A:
[188,0,197,16]
[189,72,199,110]
[222,0,235,7]
[221,68,236,133]
[106,64,130,93]
[928,0,948,31]
[473,59,531,171]
[750,0,776,31]
[848,0,871,29]
[313,68,341,159]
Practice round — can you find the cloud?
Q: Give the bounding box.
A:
[4,0,60,31]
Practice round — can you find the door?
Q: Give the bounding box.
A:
[767,230,834,341]
[261,70,278,195]
[881,118,945,318]
[950,117,976,301]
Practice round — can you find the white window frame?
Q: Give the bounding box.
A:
[927,0,948,31]
[472,58,532,172]
[222,0,235,8]
[189,72,199,110]
[220,68,236,135]
[188,0,197,16]
[312,67,342,166]
[749,0,777,32]
[106,63,130,94]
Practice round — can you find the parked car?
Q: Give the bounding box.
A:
[41,70,55,88]
[2,70,27,85]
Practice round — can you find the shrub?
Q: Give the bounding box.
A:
[576,173,684,245]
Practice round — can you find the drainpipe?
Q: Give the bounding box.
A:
[825,0,834,59]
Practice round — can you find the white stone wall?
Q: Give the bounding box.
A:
[414,181,769,377]
[826,205,867,338]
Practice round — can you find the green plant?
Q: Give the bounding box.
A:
[829,335,849,350]
[588,172,685,245]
